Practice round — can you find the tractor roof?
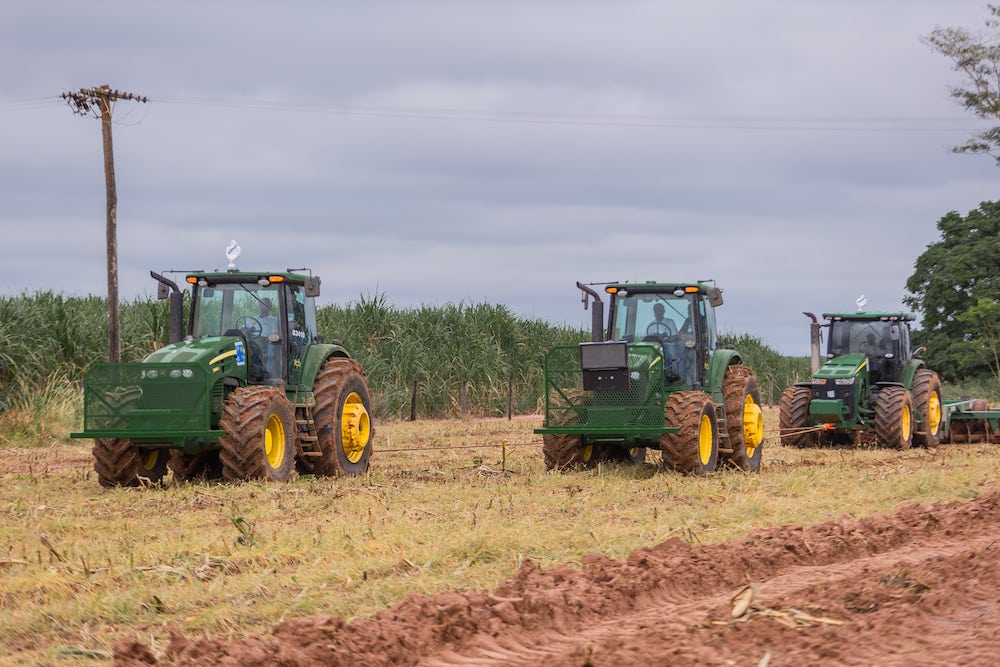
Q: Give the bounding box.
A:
[185,270,314,286]
[605,281,715,295]
[184,270,321,296]
[823,311,915,322]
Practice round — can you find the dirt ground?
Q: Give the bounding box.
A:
[116,491,1000,667]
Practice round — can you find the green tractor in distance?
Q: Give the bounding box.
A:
[778,311,941,449]
[72,249,374,487]
[535,281,764,474]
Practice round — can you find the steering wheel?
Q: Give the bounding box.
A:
[234,315,263,336]
[646,321,674,337]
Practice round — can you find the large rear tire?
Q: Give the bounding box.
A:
[779,386,816,448]
[219,386,296,481]
[721,366,764,471]
[910,369,943,447]
[875,386,914,450]
[661,391,718,474]
[93,438,168,488]
[299,358,374,476]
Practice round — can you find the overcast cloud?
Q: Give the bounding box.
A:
[1,1,996,355]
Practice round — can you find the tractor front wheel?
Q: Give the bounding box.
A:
[543,433,604,471]
[300,358,374,476]
[93,438,168,488]
[722,365,764,471]
[661,391,718,474]
[219,386,296,481]
[875,386,914,450]
[779,386,817,448]
[910,369,943,447]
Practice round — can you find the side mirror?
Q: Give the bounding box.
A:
[305,276,321,297]
[706,288,723,308]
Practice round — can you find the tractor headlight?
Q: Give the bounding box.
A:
[834,378,855,385]
[813,379,826,386]
[142,369,159,380]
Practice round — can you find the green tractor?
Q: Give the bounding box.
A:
[72,251,374,487]
[780,310,1000,448]
[779,311,940,448]
[534,281,765,474]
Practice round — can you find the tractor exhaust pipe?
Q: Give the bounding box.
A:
[151,271,185,344]
[804,312,821,373]
[577,282,604,343]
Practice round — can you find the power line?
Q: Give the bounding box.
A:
[147,93,986,132]
[2,91,987,132]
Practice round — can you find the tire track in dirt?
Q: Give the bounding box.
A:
[423,530,1000,666]
[117,492,1000,666]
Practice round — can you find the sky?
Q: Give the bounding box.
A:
[1,1,997,355]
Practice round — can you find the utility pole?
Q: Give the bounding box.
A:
[62,85,148,362]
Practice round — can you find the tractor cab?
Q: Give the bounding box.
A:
[605,282,723,387]
[824,312,914,384]
[184,271,322,386]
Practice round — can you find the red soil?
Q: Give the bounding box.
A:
[116,491,1000,666]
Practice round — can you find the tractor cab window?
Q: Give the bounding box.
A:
[828,320,897,359]
[193,283,284,381]
[612,291,700,385]
[285,284,316,384]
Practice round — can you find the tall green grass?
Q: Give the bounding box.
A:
[718,332,812,404]
[0,292,814,426]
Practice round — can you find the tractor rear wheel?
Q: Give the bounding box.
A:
[661,391,718,474]
[219,386,296,481]
[169,450,223,482]
[300,358,374,476]
[721,366,764,471]
[875,386,914,450]
[779,386,816,448]
[93,438,168,488]
[910,369,943,447]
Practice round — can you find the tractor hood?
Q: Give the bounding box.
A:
[814,353,867,381]
[143,336,249,379]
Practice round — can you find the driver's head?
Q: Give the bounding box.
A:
[260,297,273,316]
[653,303,665,319]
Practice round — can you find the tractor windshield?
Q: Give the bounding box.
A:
[192,283,282,339]
[827,320,898,359]
[611,291,715,386]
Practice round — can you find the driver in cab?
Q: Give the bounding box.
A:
[646,303,677,338]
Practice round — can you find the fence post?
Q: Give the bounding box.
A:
[409,379,418,422]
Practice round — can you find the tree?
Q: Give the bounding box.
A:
[956,297,1000,382]
[904,202,1000,380]
[925,5,1000,166]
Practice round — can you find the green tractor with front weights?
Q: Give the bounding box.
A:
[535,281,765,474]
[72,255,374,487]
[779,311,939,449]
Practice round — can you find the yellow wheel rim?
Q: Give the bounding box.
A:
[902,403,912,441]
[743,395,765,458]
[927,391,942,436]
[139,449,160,472]
[341,392,371,464]
[699,413,714,465]
[264,413,286,470]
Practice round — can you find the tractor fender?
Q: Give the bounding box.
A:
[706,348,742,394]
[298,342,353,388]
[900,359,924,389]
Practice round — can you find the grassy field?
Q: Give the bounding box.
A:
[2,408,1000,666]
